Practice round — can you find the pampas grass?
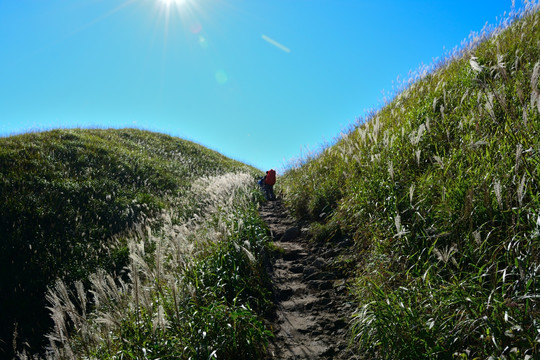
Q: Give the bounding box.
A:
[31,172,271,359]
[281,3,540,358]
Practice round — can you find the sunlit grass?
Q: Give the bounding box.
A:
[42,172,271,359]
[281,3,540,359]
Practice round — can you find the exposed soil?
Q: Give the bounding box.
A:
[260,200,358,359]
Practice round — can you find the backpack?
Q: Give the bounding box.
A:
[265,169,276,185]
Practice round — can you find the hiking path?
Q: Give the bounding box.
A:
[259,200,358,359]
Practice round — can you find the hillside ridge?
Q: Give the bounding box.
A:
[1,128,262,356]
[280,6,540,359]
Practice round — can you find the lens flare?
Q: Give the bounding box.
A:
[215,70,228,84]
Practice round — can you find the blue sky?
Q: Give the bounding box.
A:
[0,0,522,171]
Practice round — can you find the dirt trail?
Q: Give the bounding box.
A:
[260,200,357,359]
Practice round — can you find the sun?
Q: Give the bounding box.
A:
[159,0,186,7]
[156,0,192,15]
[154,0,192,25]
[152,0,202,44]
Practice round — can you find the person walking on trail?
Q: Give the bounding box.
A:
[264,169,277,201]
[258,175,266,190]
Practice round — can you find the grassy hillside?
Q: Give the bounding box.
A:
[281,7,540,359]
[0,128,263,356]
[44,172,272,359]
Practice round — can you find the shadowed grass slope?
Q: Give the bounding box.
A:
[281,6,540,359]
[0,128,259,355]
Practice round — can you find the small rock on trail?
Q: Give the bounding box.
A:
[260,200,357,360]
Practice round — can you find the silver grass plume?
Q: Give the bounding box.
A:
[516,144,523,172]
[473,231,482,246]
[495,53,507,79]
[415,150,421,165]
[470,56,484,73]
[394,214,401,236]
[531,61,540,113]
[485,92,496,121]
[433,244,458,266]
[433,155,444,169]
[394,214,409,238]
[518,175,527,207]
[152,304,168,334]
[409,123,426,146]
[494,179,503,208]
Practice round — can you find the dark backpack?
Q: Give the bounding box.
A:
[265,169,276,185]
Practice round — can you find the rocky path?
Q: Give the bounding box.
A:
[260,200,357,359]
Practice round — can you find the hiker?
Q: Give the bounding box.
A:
[258,174,266,190]
[264,169,276,201]
[257,175,267,198]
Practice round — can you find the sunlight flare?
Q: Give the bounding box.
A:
[157,0,192,13]
[152,0,204,51]
[154,0,202,34]
[262,34,291,53]
[159,0,186,6]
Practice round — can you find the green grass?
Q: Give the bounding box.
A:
[0,128,261,356]
[281,5,540,359]
[44,173,272,359]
